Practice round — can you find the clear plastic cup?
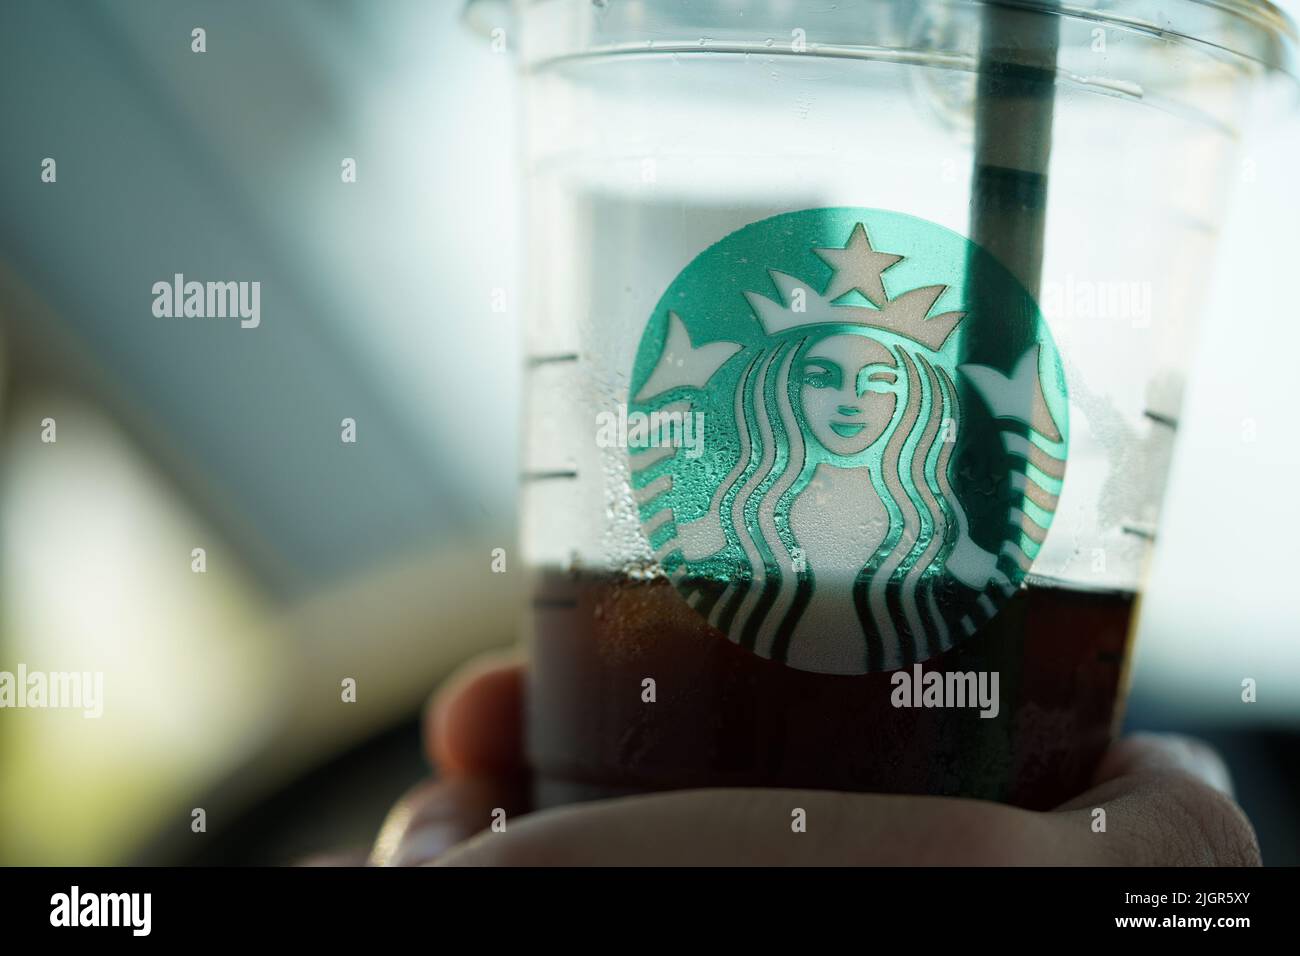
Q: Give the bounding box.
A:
[468,0,1297,808]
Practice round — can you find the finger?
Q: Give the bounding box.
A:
[370,775,528,867]
[1052,733,1258,866]
[433,788,1067,867]
[435,735,1259,867]
[1089,732,1234,797]
[423,650,525,776]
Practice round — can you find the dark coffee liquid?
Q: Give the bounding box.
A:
[529,571,1135,811]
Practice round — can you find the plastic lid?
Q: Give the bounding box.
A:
[462,0,1297,79]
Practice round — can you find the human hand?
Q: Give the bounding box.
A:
[368,652,1259,866]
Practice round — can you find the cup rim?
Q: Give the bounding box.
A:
[462,0,1298,79]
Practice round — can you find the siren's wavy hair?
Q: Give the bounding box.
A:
[700,323,969,671]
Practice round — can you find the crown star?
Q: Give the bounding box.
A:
[814,223,902,307]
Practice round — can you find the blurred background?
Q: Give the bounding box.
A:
[0,0,1296,865]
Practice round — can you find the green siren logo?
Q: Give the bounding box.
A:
[628,208,1069,675]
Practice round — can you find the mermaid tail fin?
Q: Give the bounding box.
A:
[635,311,741,402]
[951,344,1069,634]
[960,344,1062,443]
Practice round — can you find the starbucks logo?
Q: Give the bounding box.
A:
[628,208,1069,675]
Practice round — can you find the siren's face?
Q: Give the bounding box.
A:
[797,333,900,458]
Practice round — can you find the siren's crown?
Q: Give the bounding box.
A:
[743,223,966,351]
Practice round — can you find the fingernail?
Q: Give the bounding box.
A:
[1133,733,1236,798]
[384,824,464,867]
[1175,737,1235,797]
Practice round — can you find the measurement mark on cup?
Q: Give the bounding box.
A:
[1143,409,1179,430]
[1172,211,1219,237]
[526,352,579,368]
[521,469,579,481]
[1122,523,1156,541]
